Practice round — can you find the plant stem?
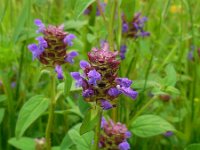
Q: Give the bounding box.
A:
[45,73,56,150]
[93,107,103,150]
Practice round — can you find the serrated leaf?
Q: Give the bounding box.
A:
[131,115,176,138]
[80,108,100,135]
[74,0,95,18]
[15,95,49,138]
[8,137,35,150]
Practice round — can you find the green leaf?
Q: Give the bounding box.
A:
[131,115,176,138]
[80,108,100,135]
[15,95,49,138]
[184,144,200,150]
[64,20,87,30]
[0,108,5,124]
[0,94,6,103]
[165,86,180,95]
[60,133,74,150]
[68,124,94,150]
[12,0,30,43]
[163,64,177,87]
[8,137,35,150]
[64,72,73,96]
[74,0,95,18]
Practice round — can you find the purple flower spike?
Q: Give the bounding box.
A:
[82,89,94,97]
[116,78,132,88]
[87,70,101,85]
[120,87,138,99]
[28,44,43,59]
[122,23,129,32]
[70,72,83,87]
[63,34,76,46]
[100,100,113,110]
[65,51,78,64]
[80,60,90,69]
[108,88,121,97]
[55,65,64,80]
[118,141,130,150]
[34,19,45,33]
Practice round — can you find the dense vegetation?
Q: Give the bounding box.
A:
[0,0,200,150]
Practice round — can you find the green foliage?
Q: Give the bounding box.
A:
[184,144,200,150]
[61,124,93,150]
[80,108,100,135]
[15,95,49,138]
[131,115,176,138]
[8,137,35,150]
[73,0,96,18]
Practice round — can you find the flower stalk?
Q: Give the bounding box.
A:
[93,107,103,150]
[45,73,56,150]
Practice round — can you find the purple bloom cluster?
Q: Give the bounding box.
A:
[28,19,78,79]
[99,117,131,150]
[122,13,150,38]
[71,42,137,110]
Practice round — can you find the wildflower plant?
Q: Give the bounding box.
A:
[27,19,78,149]
[71,42,137,149]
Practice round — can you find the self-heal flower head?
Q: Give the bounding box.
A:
[122,13,150,38]
[70,42,138,109]
[28,19,78,79]
[99,118,131,149]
